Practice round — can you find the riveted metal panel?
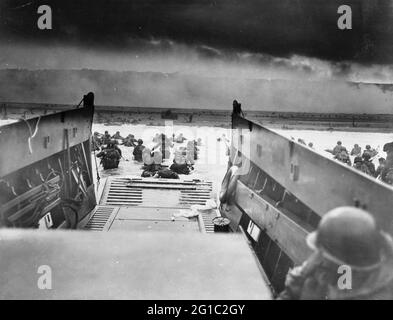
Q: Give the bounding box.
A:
[231,115,393,233]
[0,105,94,178]
[235,181,312,264]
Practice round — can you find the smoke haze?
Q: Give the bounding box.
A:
[0,0,392,113]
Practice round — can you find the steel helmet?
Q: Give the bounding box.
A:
[383,142,393,152]
[354,156,363,164]
[307,206,384,269]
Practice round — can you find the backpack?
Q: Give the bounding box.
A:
[170,163,190,175]
[157,169,179,179]
[102,158,119,169]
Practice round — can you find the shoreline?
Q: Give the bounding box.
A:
[1,101,393,133]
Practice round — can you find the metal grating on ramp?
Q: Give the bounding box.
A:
[179,180,212,206]
[100,177,213,208]
[84,206,118,231]
[180,188,212,206]
[101,178,143,206]
[199,210,217,233]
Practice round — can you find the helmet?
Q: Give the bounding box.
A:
[354,156,363,163]
[307,207,384,269]
[363,153,372,161]
[137,139,143,145]
[383,142,393,153]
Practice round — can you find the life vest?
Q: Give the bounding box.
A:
[219,166,239,204]
[142,148,154,165]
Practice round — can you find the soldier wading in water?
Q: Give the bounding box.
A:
[96,140,122,170]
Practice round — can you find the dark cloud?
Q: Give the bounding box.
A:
[0,0,392,64]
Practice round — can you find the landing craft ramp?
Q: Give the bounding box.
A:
[0,176,273,299]
[0,99,272,299]
[81,176,216,233]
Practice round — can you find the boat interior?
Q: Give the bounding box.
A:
[1,93,393,299]
[0,95,273,299]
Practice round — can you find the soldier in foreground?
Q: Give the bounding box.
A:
[277,206,393,300]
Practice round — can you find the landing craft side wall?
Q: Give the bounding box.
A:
[230,114,393,234]
[0,106,94,178]
[0,105,96,228]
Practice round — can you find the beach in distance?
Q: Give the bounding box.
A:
[1,68,393,116]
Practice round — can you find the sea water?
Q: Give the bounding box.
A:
[91,123,393,192]
[273,128,393,165]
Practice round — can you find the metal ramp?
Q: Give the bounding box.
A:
[85,177,217,233]
[83,206,118,231]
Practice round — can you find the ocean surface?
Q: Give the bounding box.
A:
[91,123,230,195]
[273,128,393,163]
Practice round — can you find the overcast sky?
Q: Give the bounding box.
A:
[1,1,392,110]
[0,0,392,82]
